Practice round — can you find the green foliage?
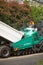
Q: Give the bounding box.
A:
[0,0,32,30]
[31,6,43,27]
[0,0,43,29]
[24,0,30,4]
[24,0,43,22]
[36,60,43,65]
[31,6,43,22]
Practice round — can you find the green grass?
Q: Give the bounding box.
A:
[36,60,43,65]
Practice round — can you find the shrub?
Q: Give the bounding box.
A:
[0,0,32,30]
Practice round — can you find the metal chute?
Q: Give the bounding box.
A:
[0,21,24,42]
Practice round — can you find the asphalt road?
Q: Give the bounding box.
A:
[0,53,43,65]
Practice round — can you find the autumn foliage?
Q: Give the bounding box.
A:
[0,0,33,29]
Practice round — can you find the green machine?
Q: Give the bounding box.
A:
[12,28,43,56]
[0,27,43,58]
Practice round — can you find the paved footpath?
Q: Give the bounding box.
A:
[0,53,43,65]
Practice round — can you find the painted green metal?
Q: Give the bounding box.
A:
[12,28,43,51]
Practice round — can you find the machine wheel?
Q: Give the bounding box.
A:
[23,49,28,55]
[21,50,25,55]
[32,43,43,53]
[41,46,43,52]
[36,45,41,53]
[15,51,21,56]
[21,49,31,55]
[32,45,37,53]
[25,49,31,55]
[36,41,43,52]
[39,42,43,52]
[0,45,10,58]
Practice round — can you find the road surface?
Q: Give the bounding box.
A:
[0,53,43,65]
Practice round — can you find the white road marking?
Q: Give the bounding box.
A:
[0,53,43,61]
